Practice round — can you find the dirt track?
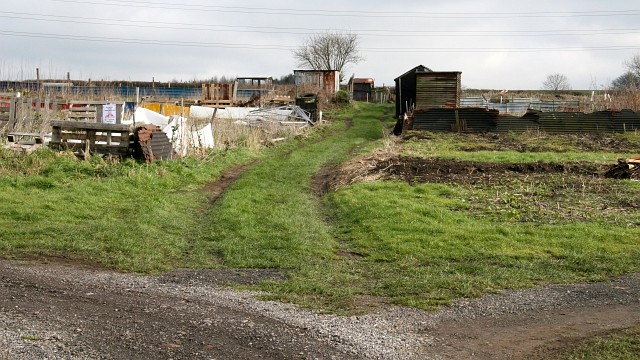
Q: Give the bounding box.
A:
[1,259,640,359]
[0,260,357,360]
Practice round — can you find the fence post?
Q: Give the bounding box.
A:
[7,94,18,130]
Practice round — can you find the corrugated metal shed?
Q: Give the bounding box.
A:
[294,70,340,96]
[408,108,640,133]
[394,65,433,117]
[394,65,461,117]
[410,108,497,132]
[351,78,374,102]
[415,72,461,110]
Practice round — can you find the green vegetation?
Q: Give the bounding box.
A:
[401,130,640,163]
[549,326,640,360]
[1,103,639,315]
[325,181,639,309]
[0,147,259,272]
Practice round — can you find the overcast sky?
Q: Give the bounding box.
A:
[1,0,639,90]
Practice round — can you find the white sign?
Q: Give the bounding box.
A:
[102,103,117,124]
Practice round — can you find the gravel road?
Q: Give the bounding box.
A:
[1,260,639,359]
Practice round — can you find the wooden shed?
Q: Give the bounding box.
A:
[394,65,461,117]
[348,77,375,102]
[293,70,340,97]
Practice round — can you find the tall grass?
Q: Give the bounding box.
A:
[211,118,307,150]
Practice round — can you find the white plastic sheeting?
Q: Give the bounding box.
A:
[245,106,312,125]
[189,105,312,126]
[189,106,259,120]
[129,107,214,156]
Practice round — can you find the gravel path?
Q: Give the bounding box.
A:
[1,260,639,359]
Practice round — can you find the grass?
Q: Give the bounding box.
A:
[0,147,259,272]
[324,181,640,309]
[189,103,390,308]
[549,326,640,360]
[1,102,639,314]
[401,130,640,163]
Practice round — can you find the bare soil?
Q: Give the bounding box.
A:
[1,260,639,360]
[0,260,357,360]
[403,131,640,154]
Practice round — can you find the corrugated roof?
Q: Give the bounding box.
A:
[353,78,374,84]
[394,65,434,81]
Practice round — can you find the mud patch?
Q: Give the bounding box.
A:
[311,162,339,197]
[325,154,605,192]
[370,156,603,185]
[199,163,252,204]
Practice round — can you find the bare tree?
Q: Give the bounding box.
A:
[293,32,363,83]
[609,54,640,90]
[624,53,640,78]
[542,73,571,91]
[612,71,639,89]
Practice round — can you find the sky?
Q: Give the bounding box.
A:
[0,0,639,90]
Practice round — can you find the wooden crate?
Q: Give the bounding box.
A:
[49,120,130,157]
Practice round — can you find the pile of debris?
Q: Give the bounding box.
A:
[604,158,640,180]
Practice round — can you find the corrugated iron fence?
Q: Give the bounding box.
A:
[409,108,640,133]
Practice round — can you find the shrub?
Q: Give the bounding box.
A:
[332,90,350,104]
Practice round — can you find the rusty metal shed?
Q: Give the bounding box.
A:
[294,70,340,97]
[349,77,375,102]
[395,65,461,117]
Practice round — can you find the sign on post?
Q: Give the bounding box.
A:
[102,103,117,124]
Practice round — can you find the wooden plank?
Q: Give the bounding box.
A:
[49,142,128,154]
[7,132,49,144]
[59,132,126,143]
[202,99,233,104]
[51,120,130,132]
[67,113,97,119]
[68,107,96,112]
[70,101,110,105]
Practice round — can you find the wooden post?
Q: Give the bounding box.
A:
[7,94,17,130]
[36,68,41,96]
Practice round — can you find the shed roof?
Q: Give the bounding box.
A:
[394,65,433,81]
[352,78,374,84]
[294,69,339,73]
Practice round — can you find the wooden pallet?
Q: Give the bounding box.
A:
[7,132,50,145]
[201,99,235,108]
[49,120,130,158]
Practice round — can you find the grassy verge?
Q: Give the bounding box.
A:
[548,326,640,360]
[0,147,259,272]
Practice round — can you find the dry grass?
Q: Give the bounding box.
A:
[209,117,308,150]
